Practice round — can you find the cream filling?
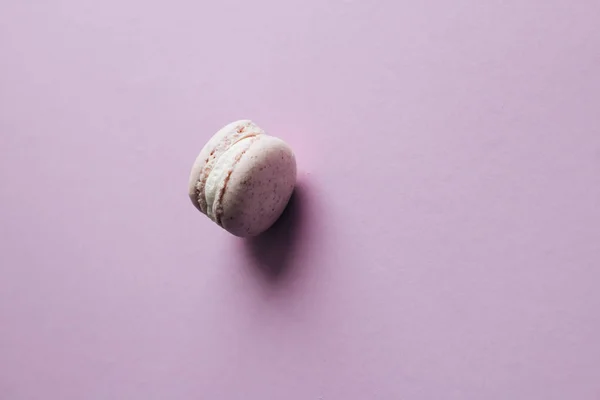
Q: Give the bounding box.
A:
[194,121,265,214]
[204,136,258,221]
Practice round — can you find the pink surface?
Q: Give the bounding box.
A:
[1,1,599,399]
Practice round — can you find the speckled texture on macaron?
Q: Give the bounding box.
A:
[188,120,297,237]
[218,136,296,237]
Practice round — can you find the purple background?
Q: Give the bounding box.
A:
[1,0,600,399]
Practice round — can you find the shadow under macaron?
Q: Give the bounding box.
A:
[243,181,307,283]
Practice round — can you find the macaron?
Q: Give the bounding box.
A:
[188,120,297,237]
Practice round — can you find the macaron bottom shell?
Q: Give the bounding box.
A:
[217,137,296,237]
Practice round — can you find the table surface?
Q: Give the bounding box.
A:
[1,1,599,399]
